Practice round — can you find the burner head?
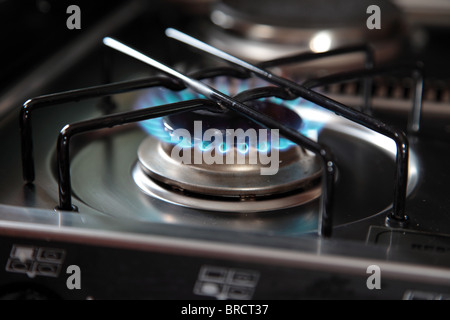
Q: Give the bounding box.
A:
[163,99,303,137]
[135,76,325,145]
[137,99,320,200]
[131,78,324,212]
[135,133,322,199]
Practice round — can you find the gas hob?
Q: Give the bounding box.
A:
[0,0,450,300]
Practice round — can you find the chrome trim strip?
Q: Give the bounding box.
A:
[1,220,449,286]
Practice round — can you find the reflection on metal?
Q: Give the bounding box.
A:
[136,135,322,199]
[132,105,419,215]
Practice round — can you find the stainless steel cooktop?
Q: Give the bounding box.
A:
[0,0,449,300]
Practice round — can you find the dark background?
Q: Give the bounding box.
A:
[1,0,449,99]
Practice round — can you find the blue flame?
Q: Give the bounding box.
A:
[199,141,213,152]
[257,141,269,153]
[218,143,229,154]
[237,143,249,154]
[134,77,325,152]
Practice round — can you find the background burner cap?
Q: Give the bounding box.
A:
[213,0,403,31]
[206,0,406,69]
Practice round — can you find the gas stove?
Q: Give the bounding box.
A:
[0,0,450,300]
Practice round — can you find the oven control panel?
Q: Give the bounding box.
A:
[1,234,449,300]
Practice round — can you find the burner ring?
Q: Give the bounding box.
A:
[132,161,322,213]
[135,134,322,200]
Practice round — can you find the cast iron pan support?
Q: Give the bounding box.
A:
[165,28,411,228]
[19,41,417,236]
[54,85,336,237]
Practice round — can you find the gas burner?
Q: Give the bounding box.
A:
[131,77,322,211]
[131,112,420,216]
[3,1,450,301]
[19,30,424,236]
[206,0,406,71]
[129,76,417,214]
[133,136,322,211]
[65,87,419,229]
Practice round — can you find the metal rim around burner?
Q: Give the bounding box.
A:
[136,135,322,198]
[131,105,420,214]
[132,163,322,213]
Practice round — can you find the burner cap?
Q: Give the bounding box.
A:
[214,0,402,30]
[164,100,303,136]
[136,134,322,200]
